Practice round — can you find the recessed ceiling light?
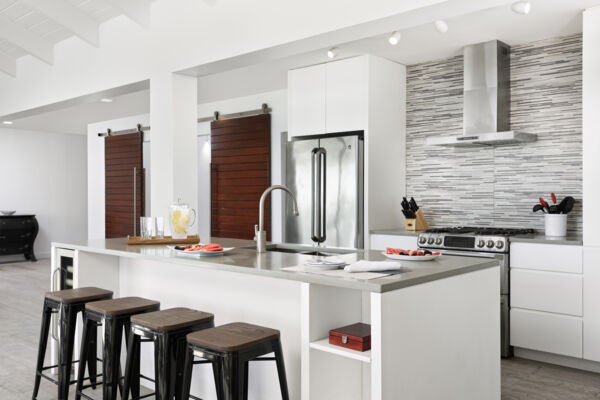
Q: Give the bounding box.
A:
[327,47,339,59]
[388,31,401,45]
[511,1,531,15]
[100,98,113,103]
[2,121,13,125]
[434,20,448,34]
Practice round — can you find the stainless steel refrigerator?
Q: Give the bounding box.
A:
[285,133,364,249]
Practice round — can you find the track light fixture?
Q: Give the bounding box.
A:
[327,47,339,59]
[511,1,531,15]
[388,31,401,45]
[434,20,448,34]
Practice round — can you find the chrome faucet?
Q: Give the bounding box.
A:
[255,185,299,253]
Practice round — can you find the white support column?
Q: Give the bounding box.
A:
[150,73,198,229]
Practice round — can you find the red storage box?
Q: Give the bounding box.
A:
[329,323,371,352]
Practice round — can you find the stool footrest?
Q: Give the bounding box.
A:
[192,359,212,365]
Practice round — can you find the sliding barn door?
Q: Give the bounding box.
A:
[105,133,144,238]
[211,114,271,240]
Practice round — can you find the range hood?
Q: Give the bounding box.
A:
[427,40,536,147]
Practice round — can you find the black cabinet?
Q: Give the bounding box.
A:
[0,215,39,261]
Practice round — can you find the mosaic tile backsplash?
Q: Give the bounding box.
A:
[406,34,582,234]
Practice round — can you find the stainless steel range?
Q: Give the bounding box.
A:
[418,226,535,358]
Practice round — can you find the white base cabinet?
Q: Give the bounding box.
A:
[510,242,584,360]
[511,308,583,358]
[584,246,600,362]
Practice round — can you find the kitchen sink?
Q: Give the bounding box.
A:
[259,244,356,256]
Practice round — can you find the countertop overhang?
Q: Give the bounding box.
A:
[52,237,499,293]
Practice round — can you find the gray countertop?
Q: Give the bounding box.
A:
[510,234,583,246]
[370,228,423,236]
[52,237,498,293]
[371,228,583,246]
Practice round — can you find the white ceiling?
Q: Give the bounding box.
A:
[0,0,153,77]
[1,0,598,135]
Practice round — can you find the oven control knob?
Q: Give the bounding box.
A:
[496,241,504,249]
[435,237,443,245]
[486,240,495,248]
[418,236,427,245]
[427,237,435,245]
[476,240,485,248]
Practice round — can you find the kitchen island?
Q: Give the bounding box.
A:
[51,238,500,400]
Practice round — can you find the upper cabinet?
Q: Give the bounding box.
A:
[325,57,369,134]
[288,64,327,138]
[288,56,368,138]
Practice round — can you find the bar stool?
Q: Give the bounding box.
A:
[75,296,160,400]
[121,307,215,400]
[32,287,113,400]
[181,322,289,400]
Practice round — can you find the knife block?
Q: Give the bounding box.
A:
[405,208,429,231]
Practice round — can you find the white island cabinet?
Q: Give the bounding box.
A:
[51,238,500,400]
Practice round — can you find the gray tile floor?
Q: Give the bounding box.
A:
[2,258,600,399]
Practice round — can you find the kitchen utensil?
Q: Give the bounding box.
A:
[168,200,196,239]
[409,197,419,211]
[563,196,575,214]
[548,205,558,214]
[401,197,410,211]
[539,197,549,212]
[532,204,545,213]
[551,192,557,204]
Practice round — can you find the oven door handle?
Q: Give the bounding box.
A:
[433,249,505,259]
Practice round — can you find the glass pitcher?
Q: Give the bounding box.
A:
[168,200,196,239]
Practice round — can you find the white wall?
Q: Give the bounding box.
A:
[87,113,150,239]
[0,128,87,258]
[88,89,287,241]
[583,5,600,247]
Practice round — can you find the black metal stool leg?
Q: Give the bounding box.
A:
[221,353,243,400]
[180,346,194,400]
[103,318,123,400]
[273,340,290,400]
[243,361,249,400]
[75,315,92,400]
[122,329,140,400]
[87,321,98,389]
[32,302,52,400]
[58,304,78,400]
[174,336,188,400]
[154,333,175,400]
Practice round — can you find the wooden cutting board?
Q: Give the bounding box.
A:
[126,235,200,245]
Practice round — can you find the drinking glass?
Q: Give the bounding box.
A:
[140,217,153,240]
[155,217,165,239]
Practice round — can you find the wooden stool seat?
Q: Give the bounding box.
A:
[86,296,160,316]
[186,322,280,352]
[45,286,113,304]
[131,307,214,332]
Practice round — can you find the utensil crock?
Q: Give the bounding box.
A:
[545,214,567,237]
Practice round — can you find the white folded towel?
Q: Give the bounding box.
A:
[344,260,403,273]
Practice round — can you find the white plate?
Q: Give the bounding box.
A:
[168,245,234,257]
[382,252,440,262]
[304,261,345,270]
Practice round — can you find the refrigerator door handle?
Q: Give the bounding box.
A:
[311,147,327,243]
